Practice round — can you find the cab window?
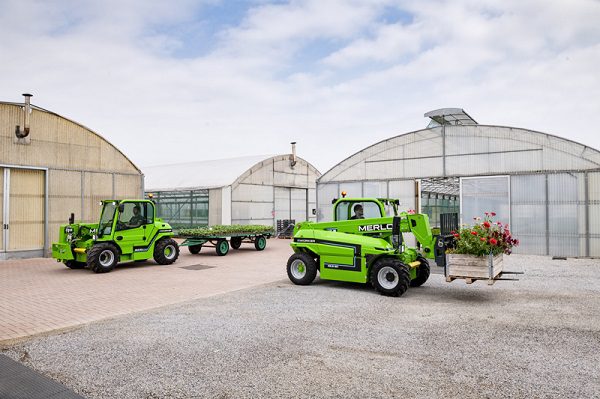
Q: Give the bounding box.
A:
[336,201,383,221]
[117,202,153,231]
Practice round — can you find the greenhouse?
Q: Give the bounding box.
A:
[144,152,320,231]
[317,108,600,257]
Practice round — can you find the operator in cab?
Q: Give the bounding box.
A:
[128,205,145,228]
[350,204,364,219]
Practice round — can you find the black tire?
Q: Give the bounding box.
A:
[216,239,229,256]
[254,235,267,251]
[188,245,202,254]
[370,258,410,297]
[64,260,86,269]
[87,243,119,273]
[154,238,180,265]
[230,237,242,250]
[287,252,317,285]
[410,256,431,287]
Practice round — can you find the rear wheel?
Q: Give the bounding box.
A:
[410,256,431,287]
[370,258,410,297]
[230,237,242,250]
[287,252,317,285]
[154,238,180,265]
[64,260,86,269]
[254,235,267,251]
[87,243,119,273]
[188,245,202,254]
[216,239,229,256]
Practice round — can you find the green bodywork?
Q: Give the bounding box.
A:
[290,197,440,284]
[51,199,175,264]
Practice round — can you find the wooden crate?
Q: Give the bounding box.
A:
[447,254,503,284]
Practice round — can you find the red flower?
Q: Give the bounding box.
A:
[491,212,496,216]
[450,230,456,234]
[483,221,491,228]
[453,233,459,238]
[470,231,478,236]
[480,237,487,242]
[490,238,498,245]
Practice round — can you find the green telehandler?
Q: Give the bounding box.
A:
[52,199,179,273]
[287,195,447,297]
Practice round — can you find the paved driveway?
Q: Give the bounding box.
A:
[0,238,292,343]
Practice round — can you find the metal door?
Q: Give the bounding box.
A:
[274,187,291,221]
[1,168,4,252]
[8,168,45,251]
[290,188,307,223]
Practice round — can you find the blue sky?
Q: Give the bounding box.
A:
[1,0,599,173]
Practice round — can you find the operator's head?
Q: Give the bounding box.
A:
[354,204,363,217]
[133,205,140,215]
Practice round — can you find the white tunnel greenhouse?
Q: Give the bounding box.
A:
[317,109,600,257]
[144,153,320,232]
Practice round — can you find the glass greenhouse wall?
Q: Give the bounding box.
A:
[317,124,600,257]
[146,190,209,228]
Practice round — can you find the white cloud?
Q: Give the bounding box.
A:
[0,0,599,174]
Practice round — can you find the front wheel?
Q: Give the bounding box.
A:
[254,235,267,251]
[287,252,317,285]
[154,238,180,265]
[87,243,119,273]
[410,256,431,287]
[370,258,410,297]
[216,239,229,256]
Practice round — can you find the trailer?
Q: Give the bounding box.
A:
[178,231,272,256]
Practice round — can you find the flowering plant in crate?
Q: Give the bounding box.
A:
[449,212,519,257]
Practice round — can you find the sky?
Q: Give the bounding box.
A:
[1,0,599,174]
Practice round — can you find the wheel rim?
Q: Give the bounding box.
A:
[257,237,266,249]
[99,249,114,267]
[164,244,176,260]
[220,242,228,252]
[290,259,307,279]
[377,266,399,290]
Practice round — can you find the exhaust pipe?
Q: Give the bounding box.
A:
[290,141,297,167]
[15,93,33,139]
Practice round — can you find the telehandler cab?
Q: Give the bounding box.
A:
[52,199,179,273]
[287,196,446,297]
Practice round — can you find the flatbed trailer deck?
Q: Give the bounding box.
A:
[178,232,273,256]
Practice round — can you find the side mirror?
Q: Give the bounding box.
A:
[118,204,125,213]
[68,213,75,225]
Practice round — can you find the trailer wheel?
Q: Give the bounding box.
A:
[370,258,410,297]
[410,256,431,287]
[254,235,267,251]
[230,237,242,250]
[188,245,202,254]
[287,252,317,285]
[88,243,119,273]
[64,260,86,269]
[154,238,180,265]
[216,239,229,256]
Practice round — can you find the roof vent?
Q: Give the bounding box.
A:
[15,93,33,144]
[290,141,297,168]
[424,108,477,128]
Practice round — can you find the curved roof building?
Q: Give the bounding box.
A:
[318,109,600,257]
[144,153,321,228]
[0,94,142,259]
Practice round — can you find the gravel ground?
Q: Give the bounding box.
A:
[2,255,600,399]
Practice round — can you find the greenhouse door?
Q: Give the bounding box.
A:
[274,187,307,224]
[1,168,46,259]
[460,176,510,225]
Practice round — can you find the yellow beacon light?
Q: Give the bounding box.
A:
[341,191,347,198]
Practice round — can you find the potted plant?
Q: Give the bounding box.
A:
[446,212,519,283]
